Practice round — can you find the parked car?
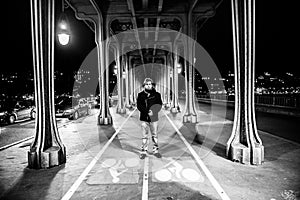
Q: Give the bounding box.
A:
[0,100,36,124]
[94,94,113,109]
[55,96,90,120]
[86,96,97,109]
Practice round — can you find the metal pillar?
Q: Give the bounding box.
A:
[159,67,163,98]
[134,65,138,100]
[132,65,136,105]
[161,62,165,104]
[171,46,180,113]
[115,45,126,114]
[182,1,198,123]
[130,65,135,106]
[98,39,112,125]
[95,25,112,125]
[226,0,264,165]
[28,0,66,169]
[165,54,171,108]
[182,41,197,123]
[157,70,161,94]
[124,55,132,108]
[128,57,135,106]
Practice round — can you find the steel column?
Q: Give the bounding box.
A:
[226,0,264,165]
[115,44,126,114]
[171,45,180,113]
[28,0,66,169]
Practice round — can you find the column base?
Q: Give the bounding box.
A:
[171,106,180,113]
[98,116,113,125]
[164,103,171,109]
[183,114,197,123]
[116,107,126,114]
[228,143,264,165]
[28,146,66,169]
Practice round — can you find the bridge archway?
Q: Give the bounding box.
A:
[28,0,263,168]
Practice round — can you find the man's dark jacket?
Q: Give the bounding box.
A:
[137,89,162,122]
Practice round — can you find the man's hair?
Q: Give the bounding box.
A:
[142,78,154,87]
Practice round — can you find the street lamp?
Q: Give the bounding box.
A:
[113,65,117,75]
[57,0,70,45]
[177,63,182,74]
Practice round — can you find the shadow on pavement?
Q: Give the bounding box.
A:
[97,125,122,149]
[149,181,219,200]
[0,164,65,200]
[179,123,227,159]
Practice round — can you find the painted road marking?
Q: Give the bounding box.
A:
[152,157,204,183]
[163,111,231,200]
[61,108,137,200]
[0,136,34,151]
[19,120,35,126]
[197,120,233,125]
[0,119,75,151]
[142,156,149,200]
[86,157,140,185]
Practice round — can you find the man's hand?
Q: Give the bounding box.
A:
[148,110,153,116]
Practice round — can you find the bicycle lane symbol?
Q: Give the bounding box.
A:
[152,157,205,183]
[86,157,141,185]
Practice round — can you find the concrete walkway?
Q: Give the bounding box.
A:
[0,105,299,200]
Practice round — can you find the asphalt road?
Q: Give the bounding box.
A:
[195,102,300,144]
[0,117,73,149]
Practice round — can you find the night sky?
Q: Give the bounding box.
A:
[2,0,298,76]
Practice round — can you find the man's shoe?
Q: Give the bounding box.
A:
[153,152,162,158]
[139,153,146,159]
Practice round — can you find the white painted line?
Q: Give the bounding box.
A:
[0,119,75,151]
[61,108,137,200]
[163,111,231,200]
[142,157,149,200]
[15,118,31,123]
[0,136,34,151]
[197,121,233,125]
[20,120,35,126]
[197,110,206,114]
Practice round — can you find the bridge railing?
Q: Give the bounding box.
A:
[197,94,300,108]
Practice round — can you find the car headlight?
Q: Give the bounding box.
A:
[0,112,5,116]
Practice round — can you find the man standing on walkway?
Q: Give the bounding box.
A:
[137,78,163,159]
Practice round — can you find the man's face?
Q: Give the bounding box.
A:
[144,81,153,90]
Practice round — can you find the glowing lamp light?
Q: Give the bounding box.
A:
[113,65,118,75]
[60,23,67,30]
[57,13,71,46]
[177,63,182,74]
[58,33,70,46]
